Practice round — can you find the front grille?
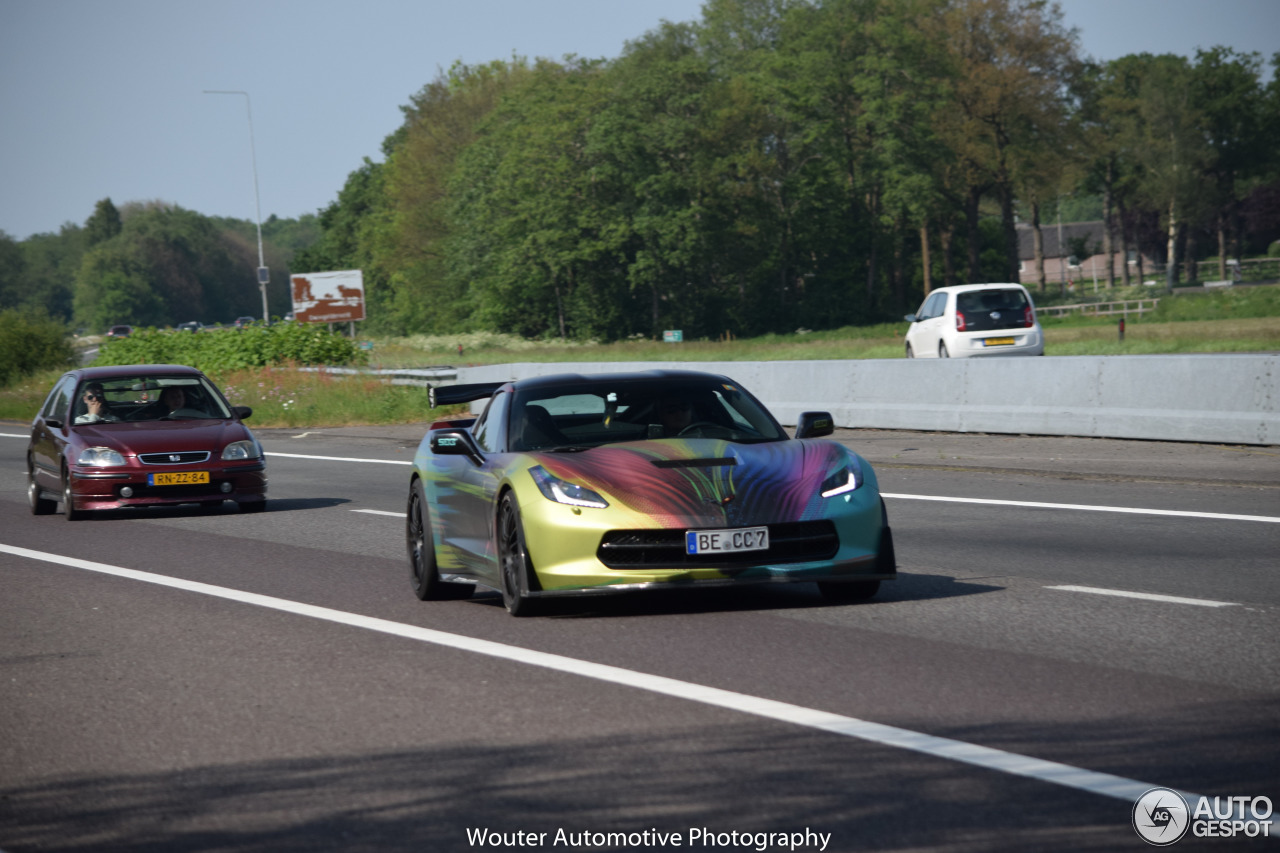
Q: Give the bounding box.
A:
[139,451,211,465]
[598,520,838,569]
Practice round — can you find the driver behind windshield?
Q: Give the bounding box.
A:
[657,393,696,436]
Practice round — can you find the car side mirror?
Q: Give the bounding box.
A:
[233,405,253,420]
[904,314,918,323]
[795,411,834,439]
[431,428,483,462]
[45,418,63,429]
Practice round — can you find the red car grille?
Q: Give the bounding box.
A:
[139,451,211,465]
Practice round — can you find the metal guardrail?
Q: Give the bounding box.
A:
[1039,298,1160,318]
[297,366,458,387]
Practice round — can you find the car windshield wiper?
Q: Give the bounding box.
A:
[545,445,594,453]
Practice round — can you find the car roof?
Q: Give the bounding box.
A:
[69,364,206,381]
[511,369,737,392]
[929,283,1030,294]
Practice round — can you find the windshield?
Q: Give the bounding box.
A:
[72,374,232,424]
[509,377,787,451]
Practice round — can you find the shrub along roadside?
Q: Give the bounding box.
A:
[0,310,76,386]
[93,323,369,372]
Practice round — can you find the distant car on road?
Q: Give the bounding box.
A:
[26,364,267,519]
[233,316,257,329]
[105,325,133,338]
[904,283,1044,358]
[175,321,205,333]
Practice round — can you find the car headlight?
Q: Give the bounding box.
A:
[529,465,608,509]
[820,464,860,498]
[222,439,261,461]
[77,446,126,467]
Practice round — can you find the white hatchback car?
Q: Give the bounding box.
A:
[904,283,1044,358]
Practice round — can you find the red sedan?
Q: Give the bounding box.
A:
[27,364,267,519]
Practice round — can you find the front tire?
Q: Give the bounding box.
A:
[905,343,914,359]
[61,465,84,521]
[497,492,539,617]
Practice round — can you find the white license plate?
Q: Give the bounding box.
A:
[685,526,769,555]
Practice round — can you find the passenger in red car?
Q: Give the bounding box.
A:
[74,383,118,425]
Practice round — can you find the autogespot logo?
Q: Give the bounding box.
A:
[1134,788,1191,846]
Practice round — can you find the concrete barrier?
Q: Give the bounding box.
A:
[457,355,1277,446]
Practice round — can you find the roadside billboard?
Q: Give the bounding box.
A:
[290,270,365,323]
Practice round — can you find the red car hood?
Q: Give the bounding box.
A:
[75,419,254,457]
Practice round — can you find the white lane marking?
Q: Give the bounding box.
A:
[351,509,400,517]
[1,433,28,438]
[1047,585,1239,608]
[0,541,1194,805]
[8,432,1265,525]
[881,492,1280,524]
[265,451,412,466]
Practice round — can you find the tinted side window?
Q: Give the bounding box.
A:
[41,377,74,422]
[472,390,510,453]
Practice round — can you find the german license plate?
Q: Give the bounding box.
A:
[686,526,769,555]
[148,471,210,486]
[984,337,1015,346]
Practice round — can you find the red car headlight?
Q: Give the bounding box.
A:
[76,446,126,467]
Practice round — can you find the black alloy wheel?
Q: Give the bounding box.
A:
[497,492,539,617]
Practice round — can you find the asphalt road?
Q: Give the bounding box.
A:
[1,423,1277,852]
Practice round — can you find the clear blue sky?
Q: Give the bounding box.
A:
[2,0,1276,241]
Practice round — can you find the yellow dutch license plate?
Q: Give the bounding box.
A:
[149,471,210,486]
[984,337,1015,347]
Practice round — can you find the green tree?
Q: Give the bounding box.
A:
[0,232,24,310]
[1191,47,1271,277]
[73,205,263,330]
[381,60,532,335]
[1120,54,1213,291]
[447,58,616,339]
[931,0,1081,283]
[0,309,76,385]
[84,198,122,246]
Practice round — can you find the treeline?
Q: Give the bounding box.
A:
[294,0,1280,341]
[0,199,318,333]
[4,0,1278,346]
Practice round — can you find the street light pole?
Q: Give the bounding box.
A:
[203,90,270,322]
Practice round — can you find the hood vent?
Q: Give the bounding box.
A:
[651,457,737,469]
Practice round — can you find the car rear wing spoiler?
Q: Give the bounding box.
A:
[429,381,506,409]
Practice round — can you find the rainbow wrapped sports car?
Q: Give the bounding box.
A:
[406,370,895,615]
